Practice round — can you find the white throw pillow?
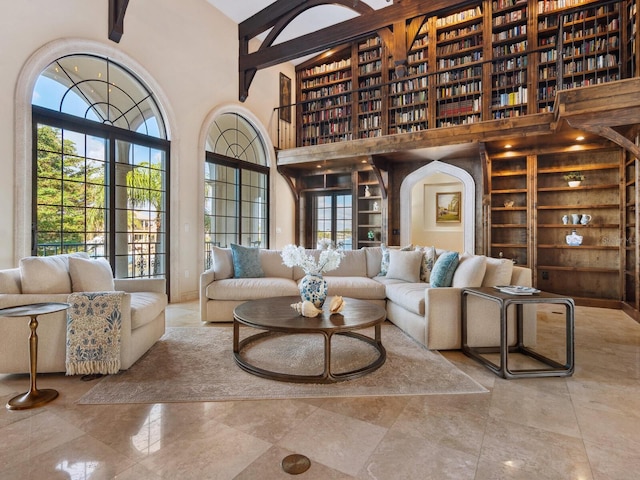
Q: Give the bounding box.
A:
[452,253,487,288]
[20,252,89,294]
[386,249,423,283]
[481,257,514,286]
[69,257,115,292]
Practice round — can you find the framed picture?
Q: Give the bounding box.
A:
[279,73,291,123]
[436,191,461,223]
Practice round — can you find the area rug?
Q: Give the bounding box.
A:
[78,323,487,404]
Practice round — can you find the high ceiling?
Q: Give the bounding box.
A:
[206,0,394,47]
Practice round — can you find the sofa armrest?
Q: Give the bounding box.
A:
[114,278,166,294]
[510,266,532,287]
[424,287,464,349]
[200,269,216,321]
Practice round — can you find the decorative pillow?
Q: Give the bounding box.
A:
[230,244,264,278]
[386,249,423,283]
[20,252,89,294]
[451,253,487,288]
[430,251,460,287]
[481,257,514,287]
[379,244,413,276]
[211,246,233,279]
[416,245,436,283]
[69,257,115,292]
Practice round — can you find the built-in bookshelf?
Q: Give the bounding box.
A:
[491,0,529,119]
[489,154,530,266]
[355,170,385,248]
[434,5,484,127]
[356,34,384,139]
[388,20,429,134]
[297,51,353,146]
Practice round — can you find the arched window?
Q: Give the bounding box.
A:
[204,112,269,269]
[32,54,170,280]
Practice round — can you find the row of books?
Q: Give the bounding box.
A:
[300,59,351,78]
[438,97,482,117]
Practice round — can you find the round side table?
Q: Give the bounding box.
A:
[0,302,70,410]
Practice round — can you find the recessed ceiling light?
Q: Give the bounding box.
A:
[576,135,585,141]
[504,144,512,149]
[316,165,322,168]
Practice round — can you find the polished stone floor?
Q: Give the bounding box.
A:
[1,301,639,479]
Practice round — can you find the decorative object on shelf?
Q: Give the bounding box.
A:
[564,171,585,187]
[329,295,345,314]
[364,185,371,197]
[571,213,581,224]
[290,300,322,318]
[281,244,343,307]
[580,214,592,225]
[367,230,375,240]
[373,201,379,211]
[562,215,569,225]
[504,200,514,208]
[566,230,583,246]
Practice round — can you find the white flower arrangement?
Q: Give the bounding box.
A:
[316,238,334,250]
[281,244,343,275]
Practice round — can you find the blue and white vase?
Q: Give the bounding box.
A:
[299,273,328,308]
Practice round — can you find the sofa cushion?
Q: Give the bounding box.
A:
[130,292,168,330]
[379,244,413,276]
[211,246,234,280]
[386,249,423,283]
[364,246,383,277]
[0,268,22,294]
[385,282,429,316]
[416,245,436,283]
[206,278,299,300]
[230,244,264,278]
[323,276,386,300]
[481,257,514,287]
[260,249,293,278]
[325,249,366,277]
[430,251,459,287]
[69,257,115,292]
[20,252,89,294]
[452,253,487,288]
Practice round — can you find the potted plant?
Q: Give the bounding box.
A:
[564,171,585,187]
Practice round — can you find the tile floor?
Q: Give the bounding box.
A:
[1,301,639,479]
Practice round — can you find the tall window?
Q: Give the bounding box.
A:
[32,54,169,280]
[311,192,353,249]
[204,113,269,269]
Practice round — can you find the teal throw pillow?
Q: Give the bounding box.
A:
[230,244,264,278]
[430,251,459,287]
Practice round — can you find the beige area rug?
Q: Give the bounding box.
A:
[78,323,487,404]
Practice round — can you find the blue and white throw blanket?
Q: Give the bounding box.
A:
[66,291,125,375]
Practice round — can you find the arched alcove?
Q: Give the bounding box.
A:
[400,160,475,253]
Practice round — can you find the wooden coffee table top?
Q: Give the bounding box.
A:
[233,296,386,333]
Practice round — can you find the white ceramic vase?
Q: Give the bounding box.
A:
[566,230,583,246]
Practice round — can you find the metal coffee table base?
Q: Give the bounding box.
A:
[233,322,386,384]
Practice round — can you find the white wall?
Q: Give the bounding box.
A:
[410,172,464,252]
[0,0,295,301]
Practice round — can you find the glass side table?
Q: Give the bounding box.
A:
[0,302,70,410]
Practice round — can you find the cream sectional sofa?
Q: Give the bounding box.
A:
[200,246,535,350]
[0,253,167,374]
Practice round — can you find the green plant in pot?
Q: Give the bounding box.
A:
[564,171,585,187]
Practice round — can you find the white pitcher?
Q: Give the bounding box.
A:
[580,214,592,225]
[571,214,581,224]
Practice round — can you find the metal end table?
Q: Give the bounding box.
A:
[461,287,574,379]
[0,302,70,410]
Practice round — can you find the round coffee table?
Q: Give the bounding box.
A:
[233,296,386,383]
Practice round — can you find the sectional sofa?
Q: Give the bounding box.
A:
[200,246,536,350]
[0,252,167,374]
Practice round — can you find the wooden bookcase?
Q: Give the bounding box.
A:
[356,34,385,139]
[623,138,639,315]
[534,147,623,306]
[490,0,530,119]
[489,153,532,266]
[388,20,430,134]
[355,169,386,248]
[434,5,485,127]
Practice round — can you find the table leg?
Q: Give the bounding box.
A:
[6,314,58,410]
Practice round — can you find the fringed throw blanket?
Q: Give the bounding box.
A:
[66,291,125,375]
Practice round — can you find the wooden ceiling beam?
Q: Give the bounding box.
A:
[239,0,469,100]
[108,0,129,43]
